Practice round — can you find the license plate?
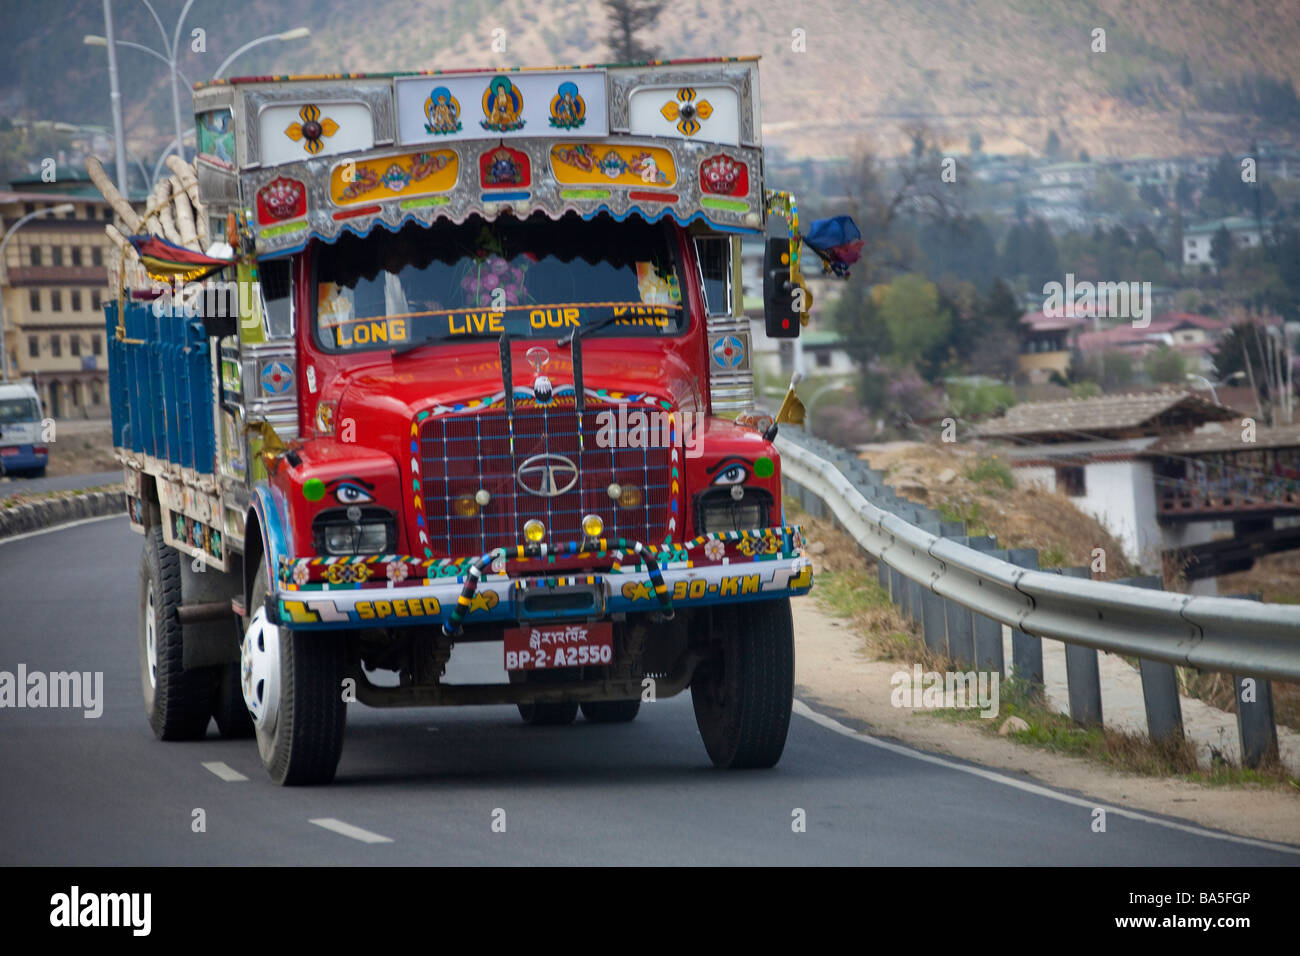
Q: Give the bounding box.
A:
[504,621,613,671]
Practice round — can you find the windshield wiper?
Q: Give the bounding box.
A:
[556,314,621,347]
[390,331,500,357]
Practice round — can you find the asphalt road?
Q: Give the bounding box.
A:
[1,516,1296,865]
[0,469,121,495]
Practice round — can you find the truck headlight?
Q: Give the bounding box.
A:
[312,507,396,555]
[694,487,772,534]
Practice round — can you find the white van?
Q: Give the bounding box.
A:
[0,381,48,477]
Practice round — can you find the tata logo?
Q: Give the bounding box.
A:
[516,454,578,497]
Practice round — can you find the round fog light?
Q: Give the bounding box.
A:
[618,485,643,508]
[607,482,622,501]
[454,496,479,517]
[581,514,604,538]
[523,519,546,543]
[475,488,491,507]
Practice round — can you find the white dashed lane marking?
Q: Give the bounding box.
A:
[310,818,394,844]
[201,761,249,782]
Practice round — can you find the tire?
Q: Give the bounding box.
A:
[691,598,795,769]
[139,526,213,740]
[246,562,347,785]
[211,661,254,738]
[517,700,579,725]
[581,699,641,723]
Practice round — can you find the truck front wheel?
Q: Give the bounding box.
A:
[690,598,795,769]
[139,526,214,740]
[244,563,347,785]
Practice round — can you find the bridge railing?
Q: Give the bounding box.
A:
[775,428,1300,768]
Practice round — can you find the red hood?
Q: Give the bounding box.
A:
[327,338,703,448]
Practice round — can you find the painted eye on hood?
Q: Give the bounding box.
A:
[712,463,747,486]
[333,481,374,504]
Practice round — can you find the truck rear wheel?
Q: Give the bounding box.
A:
[139,526,214,740]
[691,598,794,769]
[244,563,347,785]
[580,699,640,723]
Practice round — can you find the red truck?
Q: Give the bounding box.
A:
[94,57,843,785]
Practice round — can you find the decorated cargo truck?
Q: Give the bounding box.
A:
[91,56,859,785]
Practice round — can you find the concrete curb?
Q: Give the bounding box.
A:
[0,488,125,539]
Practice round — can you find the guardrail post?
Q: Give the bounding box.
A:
[1233,674,1279,768]
[1007,549,1043,694]
[906,575,923,625]
[971,538,1004,677]
[1058,566,1103,728]
[921,584,947,654]
[942,536,977,668]
[1227,593,1279,768]
[1123,575,1184,745]
[916,520,948,652]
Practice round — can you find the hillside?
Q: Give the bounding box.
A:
[2,0,1299,161]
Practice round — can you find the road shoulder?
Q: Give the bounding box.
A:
[791,594,1300,847]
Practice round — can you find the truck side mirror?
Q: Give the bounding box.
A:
[763,237,799,338]
[197,284,238,338]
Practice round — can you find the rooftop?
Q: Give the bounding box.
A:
[978,389,1240,441]
[1145,423,1300,456]
[1184,216,1271,235]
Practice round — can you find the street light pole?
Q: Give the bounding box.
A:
[86,20,309,178]
[101,0,129,192]
[1186,373,1219,405]
[135,0,196,165]
[0,205,77,382]
[213,28,311,80]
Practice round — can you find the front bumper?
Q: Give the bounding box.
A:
[273,527,813,631]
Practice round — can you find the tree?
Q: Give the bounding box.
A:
[603,0,664,62]
[1204,152,1252,213]
[1144,347,1187,384]
[1138,182,1164,209]
[872,273,952,374]
[1044,129,1061,159]
[1210,224,1234,271]
[1212,322,1270,385]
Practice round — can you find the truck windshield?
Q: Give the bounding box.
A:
[313,213,686,353]
[0,398,39,424]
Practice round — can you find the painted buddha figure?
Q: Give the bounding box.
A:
[426,87,460,134]
[483,77,523,131]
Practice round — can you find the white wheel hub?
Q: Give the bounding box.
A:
[145,582,158,690]
[241,606,281,730]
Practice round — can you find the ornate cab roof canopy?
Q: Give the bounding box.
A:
[191,58,765,257]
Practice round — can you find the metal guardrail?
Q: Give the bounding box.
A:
[775,429,1300,767]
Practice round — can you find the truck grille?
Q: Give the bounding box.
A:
[417,399,674,558]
